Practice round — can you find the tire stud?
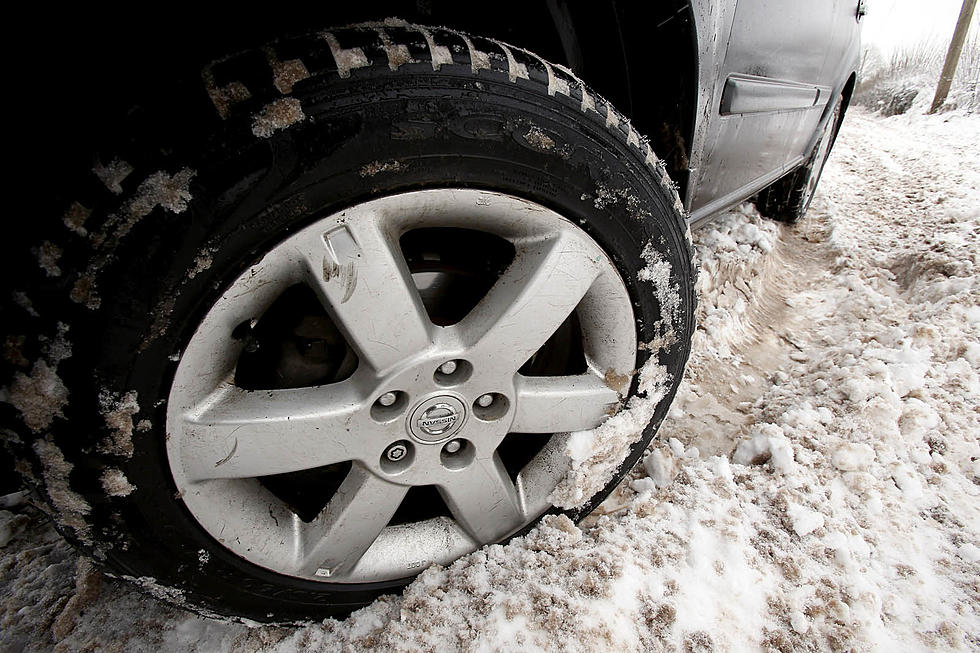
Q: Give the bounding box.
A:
[377,392,398,407]
[439,360,458,375]
[476,394,494,407]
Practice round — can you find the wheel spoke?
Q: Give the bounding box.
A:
[511,373,622,433]
[439,454,525,544]
[300,214,432,374]
[297,465,408,577]
[178,383,370,481]
[455,232,601,372]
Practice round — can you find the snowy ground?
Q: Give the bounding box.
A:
[2,107,979,652]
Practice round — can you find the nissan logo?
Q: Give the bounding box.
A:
[418,403,459,435]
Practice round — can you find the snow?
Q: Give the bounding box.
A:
[831,442,876,471]
[31,439,93,547]
[33,241,63,277]
[92,158,134,195]
[6,361,69,433]
[6,323,72,432]
[0,511,24,548]
[2,109,979,651]
[266,52,310,95]
[97,389,140,458]
[322,32,370,79]
[638,243,681,341]
[62,202,91,237]
[640,437,698,490]
[100,469,135,498]
[251,98,306,138]
[359,160,405,177]
[70,168,196,310]
[550,355,670,508]
[786,502,825,537]
[187,248,215,280]
[551,240,680,508]
[732,424,797,475]
[128,169,196,218]
[523,126,556,151]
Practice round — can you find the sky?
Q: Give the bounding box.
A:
[862,0,980,54]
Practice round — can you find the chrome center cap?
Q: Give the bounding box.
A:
[408,395,467,443]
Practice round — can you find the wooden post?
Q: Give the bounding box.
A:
[930,0,978,113]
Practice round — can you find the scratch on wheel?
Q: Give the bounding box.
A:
[322,259,358,303]
[214,437,238,467]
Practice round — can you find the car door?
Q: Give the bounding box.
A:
[689,0,842,220]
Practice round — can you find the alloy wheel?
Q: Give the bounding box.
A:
[166,189,637,583]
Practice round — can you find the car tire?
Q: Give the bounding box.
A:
[1,22,695,622]
[755,93,844,223]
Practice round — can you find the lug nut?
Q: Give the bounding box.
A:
[476,394,494,408]
[439,360,458,375]
[444,439,462,454]
[377,392,397,407]
[385,443,408,462]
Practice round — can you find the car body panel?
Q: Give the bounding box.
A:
[684,0,862,225]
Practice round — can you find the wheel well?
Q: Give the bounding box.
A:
[827,73,857,150]
[613,3,698,201]
[841,73,857,112]
[837,73,857,136]
[547,2,698,201]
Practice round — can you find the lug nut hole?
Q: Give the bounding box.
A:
[472,393,509,421]
[440,439,474,470]
[371,391,408,422]
[434,359,472,387]
[381,440,414,473]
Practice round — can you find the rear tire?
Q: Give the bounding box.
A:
[756,94,844,223]
[1,22,695,622]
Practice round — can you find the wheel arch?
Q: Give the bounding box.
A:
[835,72,858,140]
[563,1,699,207]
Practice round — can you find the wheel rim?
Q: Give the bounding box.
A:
[166,189,636,583]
